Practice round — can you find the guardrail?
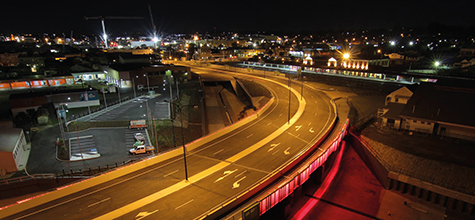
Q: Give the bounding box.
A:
[0,174,56,185]
[253,118,349,217]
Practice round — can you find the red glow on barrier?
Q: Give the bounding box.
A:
[259,119,349,216]
[292,141,346,220]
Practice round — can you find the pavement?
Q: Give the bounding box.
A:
[288,143,446,220]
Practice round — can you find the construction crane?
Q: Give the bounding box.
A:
[84,16,144,48]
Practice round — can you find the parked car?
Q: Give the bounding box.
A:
[134,133,145,141]
[129,145,154,155]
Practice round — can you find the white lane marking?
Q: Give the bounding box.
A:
[163,170,179,177]
[214,169,238,183]
[246,134,254,139]
[309,127,315,133]
[268,143,281,152]
[308,122,312,126]
[135,210,158,220]
[279,113,283,117]
[235,170,247,178]
[175,199,194,210]
[233,177,246,189]
[272,149,280,155]
[267,122,272,126]
[284,147,290,155]
[295,125,302,131]
[88,197,110,208]
[213,149,224,155]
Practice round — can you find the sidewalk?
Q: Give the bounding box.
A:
[290,144,446,220]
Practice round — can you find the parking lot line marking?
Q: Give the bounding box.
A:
[246,134,254,139]
[213,149,224,155]
[163,170,179,177]
[87,198,110,208]
[175,199,194,210]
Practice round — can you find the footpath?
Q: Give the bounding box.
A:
[291,144,446,220]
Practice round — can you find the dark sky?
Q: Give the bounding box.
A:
[2,0,475,36]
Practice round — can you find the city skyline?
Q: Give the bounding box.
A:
[2,0,475,35]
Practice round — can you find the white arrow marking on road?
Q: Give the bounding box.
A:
[268,143,281,152]
[214,169,238,183]
[295,125,302,131]
[233,176,246,189]
[284,147,290,155]
[135,209,158,220]
[309,127,315,133]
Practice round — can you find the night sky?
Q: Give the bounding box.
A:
[2,0,475,35]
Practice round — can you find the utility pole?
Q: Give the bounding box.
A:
[288,76,291,124]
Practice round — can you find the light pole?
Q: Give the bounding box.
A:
[178,104,188,181]
[132,75,137,98]
[145,73,150,93]
[288,75,291,124]
[117,83,121,103]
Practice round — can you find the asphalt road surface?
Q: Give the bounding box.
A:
[5,66,335,220]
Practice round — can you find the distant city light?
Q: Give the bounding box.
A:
[409,41,414,46]
[343,53,350,59]
[390,41,396,46]
[435,61,441,67]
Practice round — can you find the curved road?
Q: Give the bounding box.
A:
[3,66,335,220]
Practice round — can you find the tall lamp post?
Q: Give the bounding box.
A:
[178,104,188,181]
[132,75,137,98]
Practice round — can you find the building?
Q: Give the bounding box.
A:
[399,82,475,141]
[379,86,415,129]
[0,127,28,174]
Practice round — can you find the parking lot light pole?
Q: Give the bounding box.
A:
[132,76,137,98]
[179,105,189,181]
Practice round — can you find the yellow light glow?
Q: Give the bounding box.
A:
[343,53,350,59]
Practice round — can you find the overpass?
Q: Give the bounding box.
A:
[1,65,342,220]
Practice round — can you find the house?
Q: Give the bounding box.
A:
[0,127,28,174]
[385,86,414,105]
[399,81,475,141]
[379,86,415,129]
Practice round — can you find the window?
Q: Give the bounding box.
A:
[395,97,399,102]
[421,122,425,124]
[413,120,417,123]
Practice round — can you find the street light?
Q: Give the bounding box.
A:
[343,53,350,59]
[132,75,138,98]
[144,73,150,93]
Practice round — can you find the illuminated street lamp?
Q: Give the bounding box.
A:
[435,61,441,67]
[343,53,350,59]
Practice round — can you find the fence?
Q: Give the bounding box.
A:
[0,174,56,185]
